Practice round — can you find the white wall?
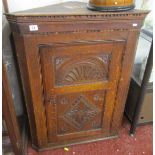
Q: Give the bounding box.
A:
[7,0,88,12]
[7,0,152,12]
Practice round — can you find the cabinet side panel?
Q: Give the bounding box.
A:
[110,30,140,134]
[13,33,48,147]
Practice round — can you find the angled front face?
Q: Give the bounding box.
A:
[40,40,125,144]
[7,2,148,150]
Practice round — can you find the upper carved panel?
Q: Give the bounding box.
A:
[55,54,111,86]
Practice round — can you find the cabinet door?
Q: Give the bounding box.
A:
[40,40,125,144]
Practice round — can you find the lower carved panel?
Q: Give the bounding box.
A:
[63,95,99,129]
[56,91,106,135]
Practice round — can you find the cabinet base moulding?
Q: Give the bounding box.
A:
[32,134,118,151]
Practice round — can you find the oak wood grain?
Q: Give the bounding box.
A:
[5,2,149,150]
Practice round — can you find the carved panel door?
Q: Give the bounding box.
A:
[40,40,125,144]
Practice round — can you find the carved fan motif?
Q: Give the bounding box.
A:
[64,64,102,82]
[56,56,110,85]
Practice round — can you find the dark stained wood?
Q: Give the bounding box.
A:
[5,2,149,151]
[2,63,23,155]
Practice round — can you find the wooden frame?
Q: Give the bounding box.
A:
[2,62,27,155]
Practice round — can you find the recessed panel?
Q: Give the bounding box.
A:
[56,90,106,135]
[55,54,111,86]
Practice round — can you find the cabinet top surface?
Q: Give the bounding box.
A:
[6,1,148,16]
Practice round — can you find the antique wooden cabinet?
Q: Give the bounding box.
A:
[5,2,148,151]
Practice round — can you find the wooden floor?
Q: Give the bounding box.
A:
[27,117,153,155]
